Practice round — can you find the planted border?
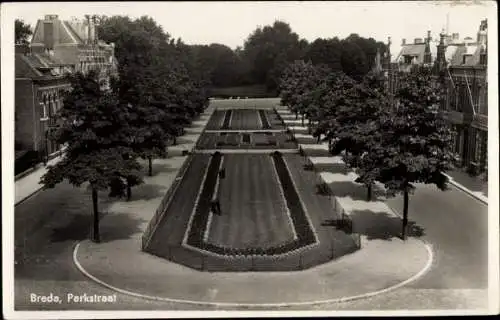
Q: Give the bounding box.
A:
[185,152,223,246]
[185,151,317,256]
[221,110,232,129]
[259,110,271,129]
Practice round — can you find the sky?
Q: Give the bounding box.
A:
[3,1,496,56]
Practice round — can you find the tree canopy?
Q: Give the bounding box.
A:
[15,19,32,44]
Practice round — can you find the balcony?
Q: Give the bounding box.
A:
[472,114,487,130]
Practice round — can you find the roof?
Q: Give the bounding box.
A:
[446,43,485,67]
[394,43,432,65]
[15,52,69,79]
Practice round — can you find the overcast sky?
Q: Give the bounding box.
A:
[4,1,496,55]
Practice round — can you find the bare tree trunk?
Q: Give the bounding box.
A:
[295,112,298,120]
[91,188,100,243]
[301,113,304,126]
[367,184,372,201]
[148,156,153,176]
[402,189,409,240]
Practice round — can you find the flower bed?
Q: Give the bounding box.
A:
[258,109,271,129]
[185,152,317,256]
[185,152,223,246]
[221,110,232,129]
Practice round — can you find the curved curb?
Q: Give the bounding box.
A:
[73,240,434,308]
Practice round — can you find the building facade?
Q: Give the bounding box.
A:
[15,14,118,172]
[438,19,488,175]
[384,20,488,176]
[15,44,72,164]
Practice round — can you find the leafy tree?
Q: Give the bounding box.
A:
[314,72,357,148]
[331,74,392,201]
[376,68,454,239]
[40,70,143,242]
[98,16,209,178]
[340,40,369,81]
[306,37,343,72]
[15,19,32,44]
[243,20,307,91]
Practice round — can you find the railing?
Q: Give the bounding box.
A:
[142,154,195,250]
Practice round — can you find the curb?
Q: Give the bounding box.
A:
[15,165,39,181]
[15,185,45,207]
[72,240,433,308]
[442,173,488,205]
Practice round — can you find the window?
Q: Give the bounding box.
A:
[475,131,482,162]
[462,55,470,65]
[40,102,48,120]
[480,53,486,65]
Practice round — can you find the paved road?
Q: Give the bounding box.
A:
[12,169,489,311]
[385,183,488,290]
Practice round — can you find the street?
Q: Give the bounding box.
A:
[13,169,489,310]
[386,183,488,290]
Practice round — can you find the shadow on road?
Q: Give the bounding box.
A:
[49,214,91,242]
[129,183,167,201]
[97,212,147,243]
[322,210,425,241]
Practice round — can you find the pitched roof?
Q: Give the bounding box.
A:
[15,52,68,79]
[394,43,430,64]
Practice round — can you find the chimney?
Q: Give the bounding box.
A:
[477,19,487,44]
[402,38,406,45]
[42,14,60,50]
[43,20,54,49]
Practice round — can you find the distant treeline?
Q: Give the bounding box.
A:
[95,16,387,96]
[189,21,387,93]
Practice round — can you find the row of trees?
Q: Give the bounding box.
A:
[279,62,454,239]
[182,21,387,92]
[41,16,209,243]
[15,18,386,93]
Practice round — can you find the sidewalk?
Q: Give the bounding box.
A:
[15,156,63,205]
[445,169,488,198]
[73,104,431,306]
[277,110,489,206]
[14,110,214,206]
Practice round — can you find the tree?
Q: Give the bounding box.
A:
[305,37,343,72]
[97,16,209,178]
[243,20,307,91]
[377,68,454,239]
[40,70,143,242]
[15,19,32,44]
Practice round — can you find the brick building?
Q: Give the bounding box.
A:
[437,20,488,175]
[15,14,118,173]
[15,44,72,167]
[383,19,488,177]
